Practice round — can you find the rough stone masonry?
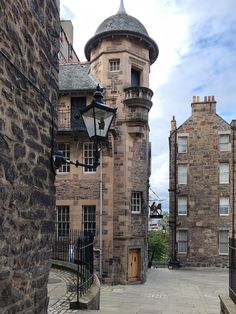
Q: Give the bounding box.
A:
[0,1,59,313]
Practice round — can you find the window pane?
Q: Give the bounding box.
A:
[83,206,96,235]
[83,143,96,172]
[219,231,229,255]
[57,143,70,173]
[109,60,120,72]
[178,165,187,184]
[178,197,187,215]
[219,135,230,151]
[178,137,187,153]
[219,163,229,184]
[219,197,229,215]
[56,206,70,238]
[131,192,142,213]
[178,230,187,253]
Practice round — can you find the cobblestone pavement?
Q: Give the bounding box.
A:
[48,267,228,314]
[48,268,77,314]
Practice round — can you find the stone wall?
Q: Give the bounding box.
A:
[0,1,59,313]
[169,97,232,267]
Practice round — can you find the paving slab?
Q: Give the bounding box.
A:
[48,267,228,313]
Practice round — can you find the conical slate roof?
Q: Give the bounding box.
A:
[84,1,158,64]
[95,13,149,37]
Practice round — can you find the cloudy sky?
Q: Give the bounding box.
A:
[60,0,236,211]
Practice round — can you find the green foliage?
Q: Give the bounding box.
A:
[158,211,169,233]
[148,230,169,262]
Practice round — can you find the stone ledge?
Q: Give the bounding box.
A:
[51,260,100,310]
[219,294,236,314]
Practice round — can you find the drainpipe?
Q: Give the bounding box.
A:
[99,149,103,278]
[232,126,235,239]
[168,123,180,268]
[173,130,178,262]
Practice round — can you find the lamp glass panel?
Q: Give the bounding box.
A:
[82,105,114,139]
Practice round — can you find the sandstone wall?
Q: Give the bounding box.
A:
[0,1,59,312]
[169,99,232,267]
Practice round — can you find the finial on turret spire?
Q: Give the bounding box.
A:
[117,0,127,14]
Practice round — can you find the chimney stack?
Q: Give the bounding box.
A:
[171,115,176,131]
[191,95,216,115]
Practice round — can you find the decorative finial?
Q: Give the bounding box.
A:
[117,0,127,14]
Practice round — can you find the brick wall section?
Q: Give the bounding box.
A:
[0,1,59,313]
[169,98,233,267]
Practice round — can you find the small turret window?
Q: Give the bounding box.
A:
[109,59,120,72]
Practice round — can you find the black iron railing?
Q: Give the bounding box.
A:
[76,233,94,298]
[58,109,71,129]
[229,238,236,303]
[52,229,94,304]
[52,229,80,263]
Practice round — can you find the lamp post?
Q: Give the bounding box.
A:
[53,85,117,171]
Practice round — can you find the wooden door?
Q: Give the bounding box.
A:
[128,249,140,282]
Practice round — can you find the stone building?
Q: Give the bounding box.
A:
[59,20,79,64]
[56,1,158,284]
[169,96,236,267]
[0,1,59,313]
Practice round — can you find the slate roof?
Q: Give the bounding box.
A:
[95,14,149,37]
[84,10,159,65]
[59,63,99,92]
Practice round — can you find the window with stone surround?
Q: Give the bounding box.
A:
[177,136,188,153]
[177,164,187,185]
[56,206,70,238]
[178,196,187,215]
[219,163,229,184]
[219,230,229,255]
[219,134,230,151]
[57,143,70,173]
[219,197,229,215]
[178,230,188,253]
[83,143,96,173]
[83,205,96,235]
[131,191,142,214]
[109,59,120,72]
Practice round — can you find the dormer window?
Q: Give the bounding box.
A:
[109,59,120,72]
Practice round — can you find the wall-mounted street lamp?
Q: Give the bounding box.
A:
[52,85,117,172]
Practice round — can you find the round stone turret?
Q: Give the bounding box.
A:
[84,1,158,64]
